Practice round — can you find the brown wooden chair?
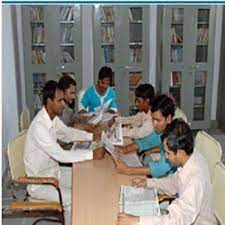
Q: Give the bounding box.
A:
[3,130,65,225]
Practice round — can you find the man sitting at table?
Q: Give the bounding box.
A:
[115,83,155,140]
[114,95,177,178]
[117,119,217,225]
[79,66,118,114]
[24,80,96,225]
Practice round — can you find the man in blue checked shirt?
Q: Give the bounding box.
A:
[114,94,177,178]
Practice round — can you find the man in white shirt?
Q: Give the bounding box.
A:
[24,80,94,225]
[117,119,217,225]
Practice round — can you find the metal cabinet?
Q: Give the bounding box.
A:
[93,5,150,116]
[22,5,82,116]
[162,6,216,129]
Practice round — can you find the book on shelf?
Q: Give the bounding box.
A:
[103,46,114,63]
[30,7,44,21]
[170,72,181,86]
[197,28,208,43]
[60,51,74,63]
[60,7,74,21]
[32,49,46,64]
[102,7,114,22]
[129,8,142,21]
[170,47,183,63]
[129,72,142,86]
[101,26,114,43]
[130,48,142,63]
[119,185,160,216]
[32,25,45,44]
[172,8,183,23]
[61,27,73,43]
[171,27,183,43]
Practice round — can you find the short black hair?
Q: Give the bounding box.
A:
[161,118,193,155]
[151,94,175,118]
[98,66,113,80]
[135,84,155,105]
[42,80,60,106]
[58,75,76,92]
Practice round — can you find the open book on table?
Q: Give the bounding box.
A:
[101,132,142,167]
[119,185,161,216]
[107,120,123,146]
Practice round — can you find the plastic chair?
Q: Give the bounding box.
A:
[4,130,65,225]
[20,107,31,131]
[195,131,222,181]
[212,162,225,225]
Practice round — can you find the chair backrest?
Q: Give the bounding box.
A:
[78,89,86,111]
[212,162,225,225]
[7,130,27,181]
[174,107,188,123]
[20,107,30,130]
[195,131,222,181]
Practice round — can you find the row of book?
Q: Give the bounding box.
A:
[129,8,142,21]
[129,48,142,63]
[32,25,46,44]
[103,47,114,63]
[30,7,44,21]
[61,27,74,43]
[60,51,74,64]
[59,7,75,21]
[172,8,184,23]
[170,71,182,87]
[32,49,46,64]
[101,26,114,43]
[171,27,183,44]
[101,7,114,22]
[170,47,183,63]
[197,28,208,43]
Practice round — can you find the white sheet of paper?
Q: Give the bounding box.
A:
[119,185,161,216]
[109,121,124,146]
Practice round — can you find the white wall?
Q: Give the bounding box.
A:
[2,5,19,174]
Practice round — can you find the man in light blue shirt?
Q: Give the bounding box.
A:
[79,66,118,113]
[114,94,177,178]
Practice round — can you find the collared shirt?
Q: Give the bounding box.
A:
[139,150,217,225]
[118,110,153,139]
[80,85,118,113]
[135,131,176,178]
[59,103,76,127]
[24,107,93,192]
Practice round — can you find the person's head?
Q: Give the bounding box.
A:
[151,94,175,133]
[43,80,65,117]
[97,66,113,93]
[135,84,155,112]
[161,118,193,167]
[58,75,76,104]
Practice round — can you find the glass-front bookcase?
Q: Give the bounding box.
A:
[162,6,216,129]
[22,5,82,117]
[94,5,150,116]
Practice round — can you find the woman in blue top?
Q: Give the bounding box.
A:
[79,66,118,114]
[114,95,177,178]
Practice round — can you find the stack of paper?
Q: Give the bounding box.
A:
[119,186,161,216]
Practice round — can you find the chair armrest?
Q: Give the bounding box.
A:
[158,194,176,203]
[16,177,59,188]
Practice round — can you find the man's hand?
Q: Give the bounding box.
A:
[115,146,128,154]
[117,213,139,225]
[83,124,95,132]
[108,115,118,127]
[93,130,102,141]
[132,177,147,188]
[113,158,130,175]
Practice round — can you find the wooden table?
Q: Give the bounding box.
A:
[72,154,134,225]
